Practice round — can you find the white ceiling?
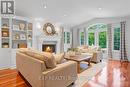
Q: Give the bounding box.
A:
[16,0,130,26]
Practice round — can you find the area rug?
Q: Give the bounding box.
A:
[68,61,106,87]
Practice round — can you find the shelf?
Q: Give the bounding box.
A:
[28,30,32,31]
[12,39,27,41]
[1,27,10,29]
[2,29,9,31]
[12,29,26,32]
[2,37,10,39]
[28,39,32,41]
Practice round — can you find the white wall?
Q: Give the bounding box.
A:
[72,16,130,61]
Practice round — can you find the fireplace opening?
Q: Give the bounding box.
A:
[42,44,56,53]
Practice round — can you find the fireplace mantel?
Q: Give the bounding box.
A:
[36,35,61,53]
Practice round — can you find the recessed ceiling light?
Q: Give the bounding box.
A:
[64,14,67,17]
[98,8,102,10]
[44,5,47,8]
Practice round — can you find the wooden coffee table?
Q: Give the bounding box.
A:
[65,55,92,73]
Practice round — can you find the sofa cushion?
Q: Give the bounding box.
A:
[53,53,65,64]
[20,49,56,69]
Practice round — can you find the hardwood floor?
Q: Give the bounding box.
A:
[83,60,130,87]
[0,69,31,87]
[0,60,130,87]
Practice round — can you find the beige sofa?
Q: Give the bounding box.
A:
[16,49,77,87]
[78,45,103,63]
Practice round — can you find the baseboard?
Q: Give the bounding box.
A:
[10,66,16,69]
[0,66,16,70]
[0,67,10,70]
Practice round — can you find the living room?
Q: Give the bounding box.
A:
[0,0,130,87]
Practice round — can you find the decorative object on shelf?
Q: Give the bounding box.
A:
[13,25,19,30]
[2,43,9,48]
[19,23,25,30]
[2,29,9,37]
[28,23,32,30]
[43,23,56,36]
[28,35,32,39]
[2,24,8,28]
[20,34,26,40]
[14,34,20,40]
[18,43,27,48]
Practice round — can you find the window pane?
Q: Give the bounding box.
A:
[67,32,70,44]
[80,32,84,45]
[98,24,107,31]
[99,31,107,48]
[114,28,120,50]
[88,33,95,45]
[64,32,66,43]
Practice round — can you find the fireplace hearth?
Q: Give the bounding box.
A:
[42,44,56,53]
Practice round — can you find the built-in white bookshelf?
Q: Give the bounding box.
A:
[0,16,33,68]
[0,16,33,49]
[0,17,11,48]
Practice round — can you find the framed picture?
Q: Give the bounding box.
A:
[13,25,19,30]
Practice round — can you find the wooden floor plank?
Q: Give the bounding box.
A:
[83,60,130,87]
[0,69,31,87]
[0,60,130,87]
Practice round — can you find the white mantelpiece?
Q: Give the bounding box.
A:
[36,35,61,53]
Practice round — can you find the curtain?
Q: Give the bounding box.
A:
[107,24,113,58]
[84,28,86,45]
[120,21,128,61]
[60,27,64,52]
[77,28,80,46]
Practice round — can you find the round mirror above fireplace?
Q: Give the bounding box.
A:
[43,23,56,36]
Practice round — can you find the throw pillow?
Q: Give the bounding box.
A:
[53,53,65,64]
[41,52,56,68]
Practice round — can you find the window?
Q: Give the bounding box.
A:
[99,31,107,48]
[114,28,120,50]
[67,32,70,44]
[64,32,66,43]
[88,33,95,46]
[80,32,85,45]
[87,24,107,48]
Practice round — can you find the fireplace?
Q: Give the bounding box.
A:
[42,44,56,53]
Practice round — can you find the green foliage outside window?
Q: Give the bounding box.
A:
[88,33,95,46]
[80,32,84,45]
[99,31,107,48]
[114,28,120,50]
